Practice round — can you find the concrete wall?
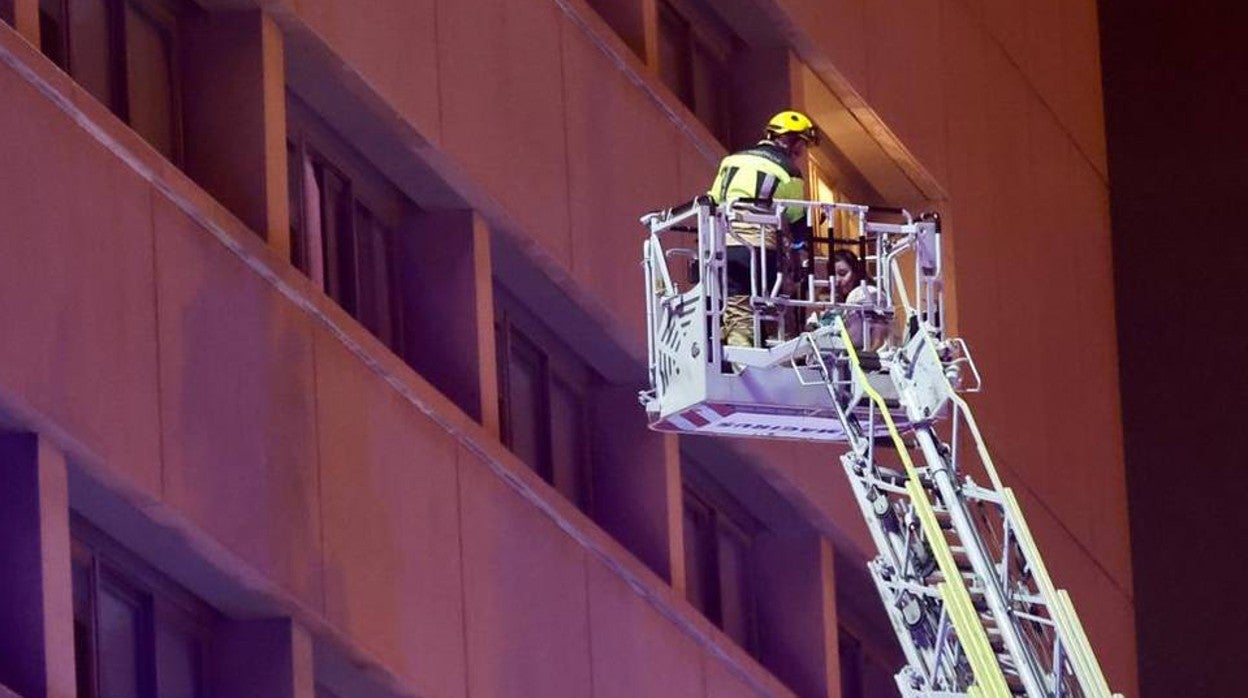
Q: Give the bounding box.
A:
[0,16,794,698]
[0,0,1134,693]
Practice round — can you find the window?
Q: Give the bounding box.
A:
[838,627,865,698]
[38,0,182,161]
[287,97,406,352]
[581,0,646,61]
[71,517,216,698]
[657,0,734,144]
[838,629,898,698]
[682,484,758,653]
[808,161,866,246]
[494,294,595,512]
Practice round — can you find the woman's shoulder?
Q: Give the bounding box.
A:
[846,283,880,304]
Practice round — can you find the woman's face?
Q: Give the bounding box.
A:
[833,259,856,297]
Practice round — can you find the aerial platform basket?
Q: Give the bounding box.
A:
[639,195,1123,697]
[639,196,946,443]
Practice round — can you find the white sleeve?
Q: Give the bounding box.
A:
[845,284,878,306]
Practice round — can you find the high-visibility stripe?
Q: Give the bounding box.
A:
[719,165,740,202]
[930,325,1116,697]
[836,319,1011,697]
[757,171,779,199]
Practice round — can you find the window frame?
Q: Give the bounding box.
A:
[286,92,408,353]
[38,0,185,163]
[656,0,735,144]
[679,465,762,655]
[493,289,596,513]
[70,514,217,698]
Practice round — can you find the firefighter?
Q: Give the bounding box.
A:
[707,110,818,353]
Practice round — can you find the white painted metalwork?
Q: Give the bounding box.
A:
[639,198,1121,697]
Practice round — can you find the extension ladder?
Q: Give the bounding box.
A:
[638,198,1123,697]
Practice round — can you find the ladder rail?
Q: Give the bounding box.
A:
[638,198,1122,697]
[834,318,1014,697]
[892,326,1119,697]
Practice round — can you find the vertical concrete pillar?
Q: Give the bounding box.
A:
[5,0,38,45]
[641,0,658,70]
[397,210,499,435]
[0,433,75,698]
[590,389,684,586]
[753,534,841,697]
[181,11,290,257]
[214,619,315,698]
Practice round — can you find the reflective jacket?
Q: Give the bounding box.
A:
[707,141,809,247]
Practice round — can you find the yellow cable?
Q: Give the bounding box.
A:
[836,321,1011,697]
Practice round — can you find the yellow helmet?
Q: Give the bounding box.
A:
[764,110,819,143]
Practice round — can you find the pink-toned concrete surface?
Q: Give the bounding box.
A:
[316,329,467,698]
[155,192,324,612]
[0,0,1136,691]
[437,0,574,266]
[586,557,705,698]
[0,60,161,496]
[563,14,688,344]
[266,0,1132,651]
[292,0,442,146]
[0,21,801,698]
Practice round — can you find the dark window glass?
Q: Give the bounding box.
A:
[505,333,547,477]
[655,0,732,145]
[549,376,587,509]
[657,2,690,104]
[69,0,114,107]
[495,301,595,512]
[314,160,357,315]
[287,141,306,269]
[354,204,395,345]
[97,583,142,698]
[715,519,751,646]
[73,554,97,698]
[71,520,215,698]
[38,0,68,66]
[681,486,757,653]
[838,628,864,698]
[691,42,727,142]
[155,619,201,698]
[38,0,180,161]
[682,494,717,619]
[287,125,404,354]
[124,3,175,159]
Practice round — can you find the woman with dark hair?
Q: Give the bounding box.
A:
[831,249,873,303]
[808,249,889,349]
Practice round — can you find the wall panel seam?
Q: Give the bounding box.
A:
[0,21,779,698]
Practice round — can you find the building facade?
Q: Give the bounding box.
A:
[0,0,1134,697]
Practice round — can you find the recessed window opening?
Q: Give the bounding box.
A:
[70,515,217,698]
[38,0,183,162]
[681,479,760,654]
[657,0,735,145]
[287,95,407,353]
[494,291,596,513]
